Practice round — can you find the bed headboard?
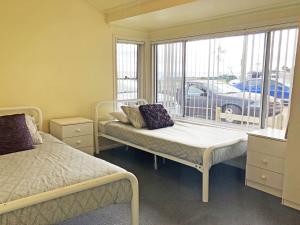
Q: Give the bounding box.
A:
[94,99,147,153]
[0,106,43,130]
[95,99,148,122]
[94,99,147,154]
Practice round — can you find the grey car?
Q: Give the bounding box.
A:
[177,80,281,122]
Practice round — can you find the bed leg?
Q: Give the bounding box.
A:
[202,147,213,202]
[162,158,166,164]
[95,136,99,155]
[129,174,139,225]
[131,191,139,225]
[154,155,158,170]
[202,168,209,202]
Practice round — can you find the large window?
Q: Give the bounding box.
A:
[155,27,298,130]
[116,42,141,100]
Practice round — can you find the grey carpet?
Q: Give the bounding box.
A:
[57,147,300,225]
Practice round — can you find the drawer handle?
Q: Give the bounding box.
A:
[76,140,81,145]
[261,175,267,180]
[262,159,268,165]
[75,128,81,132]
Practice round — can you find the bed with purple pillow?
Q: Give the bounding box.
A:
[0,107,138,225]
[95,99,247,202]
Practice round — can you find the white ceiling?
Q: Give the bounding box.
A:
[110,0,300,31]
[86,0,146,12]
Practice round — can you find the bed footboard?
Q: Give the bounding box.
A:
[0,172,139,225]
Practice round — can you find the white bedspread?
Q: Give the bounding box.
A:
[0,133,132,225]
[99,121,247,165]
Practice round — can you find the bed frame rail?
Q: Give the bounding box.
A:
[100,133,213,202]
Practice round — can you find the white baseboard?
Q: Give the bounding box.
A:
[282,199,300,211]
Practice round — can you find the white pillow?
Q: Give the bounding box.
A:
[121,105,146,129]
[109,111,130,124]
[25,115,43,144]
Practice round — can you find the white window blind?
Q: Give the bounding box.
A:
[156,42,184,117]
[264,28,298,129]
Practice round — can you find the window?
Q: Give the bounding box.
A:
[116,42,141,100]
[154,27,298,130]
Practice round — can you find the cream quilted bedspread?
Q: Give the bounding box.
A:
[99,121,247,165]
[0,133,132,225]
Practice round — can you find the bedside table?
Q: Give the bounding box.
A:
[50,117,94,155]
[246,128,287,198]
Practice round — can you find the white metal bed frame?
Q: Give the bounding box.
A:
[94,99,213,202]
[0,106,139,225]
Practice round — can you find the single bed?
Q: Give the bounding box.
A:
[0,107,138,225]
[95,100,247,202]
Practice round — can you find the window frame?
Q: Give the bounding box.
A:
[152,24,299,130]
[114,38,145,101]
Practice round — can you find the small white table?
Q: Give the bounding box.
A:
[50,117,94,155]
[246,128,287,198]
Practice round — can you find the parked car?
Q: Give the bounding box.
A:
[176,80,281,122]
[233,79,290,104]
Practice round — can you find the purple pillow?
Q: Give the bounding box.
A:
[139,104,174,130]
[0,114,34,155]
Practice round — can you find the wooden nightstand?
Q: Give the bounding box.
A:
[246,128,287,198]
[50,117,94,155]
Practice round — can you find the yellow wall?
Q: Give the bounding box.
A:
[0,0,147,130]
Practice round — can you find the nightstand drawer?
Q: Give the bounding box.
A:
[248,135,286,158]
[63,135,94,148]
[62,123,93,138]
[246,165,283,190]
[247,151,285,174]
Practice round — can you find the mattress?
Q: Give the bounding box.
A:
[99,121,247,165]
[0,133,132,225]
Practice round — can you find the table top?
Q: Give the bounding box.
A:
[248,128,287,142]
[50,117,93,126]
